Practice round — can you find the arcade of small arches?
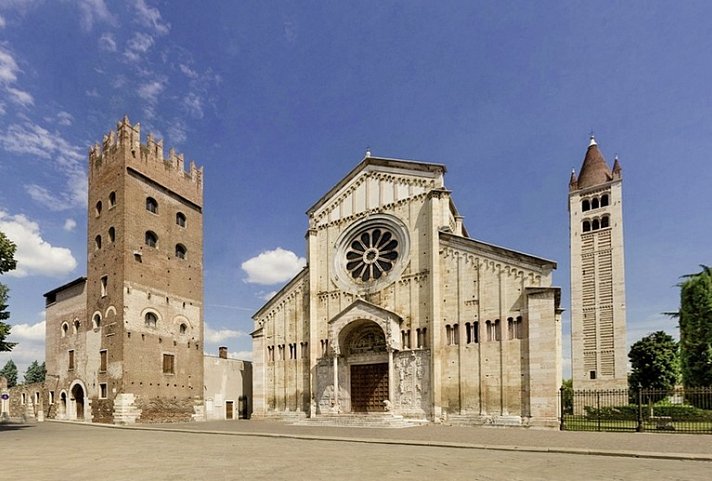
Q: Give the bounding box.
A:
[581,193,609,212]
[582,215,610,232]
[443,316,524,346]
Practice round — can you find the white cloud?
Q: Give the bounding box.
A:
[63,218,77,231]
[204,323,245,343]
[230,350,252,361]
[85,87,99,97]
[0,340,45,379]
[134,0,170,36]
[0,14,6,28]
[7,86,33,106]
[182,92,203,119]
[0,120,87,210]
[241,248,306,285]
[166,119,187,144]
[262,290,278,301]
[124,32,154,62]
[0,46,20,83]
[8,320,45,342]
[98,32,117,52]
[179,64,198,79]
[56,111,73,126]
[137,78,164,103]
[0,210,77,277]
[77,0,113,31]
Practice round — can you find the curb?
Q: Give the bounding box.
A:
[46,420,712,462]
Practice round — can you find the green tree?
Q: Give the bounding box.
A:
[0,359,18,387]
[24,360,46,384]
[561,378,573,414]
[675,266,712,388]
[0,230,18,352]
[628,331,678,395]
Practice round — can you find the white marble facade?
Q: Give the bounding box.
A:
[252,156,562,427]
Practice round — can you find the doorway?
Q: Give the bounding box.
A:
[71,383,85,420]
[225,401,234,419]
[350,363,388,412]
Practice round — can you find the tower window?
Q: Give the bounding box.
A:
[600,194,609,207]
[146,197,158,214]
[145,312,158,328]
[176,212,186,227]
[582,220,591,232]
[591,198,599,209]
[100,276,108,297]
[175,244,187,259]
[108,226,115,243]
[95,235,102,250]
[68,350,75,370]
[61,322,68,337]
[145,231,158,248]
[93,313,102,329]
[109,191,116,207]
[99,349,107,372]
[581,199,590,212]
[95,200,102,216]
[592,219,600,230]
[179,323,188,335]
[601,215,610,228]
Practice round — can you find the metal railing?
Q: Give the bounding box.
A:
[560,385,712,434]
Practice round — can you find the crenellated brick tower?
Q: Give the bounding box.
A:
[569,136,627,390]
[87,116,204,422]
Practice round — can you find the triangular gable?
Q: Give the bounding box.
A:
[328,298,404,353]
[307,156,446,227]
[328,298,404,326]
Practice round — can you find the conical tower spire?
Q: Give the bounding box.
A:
[576,135,612,189]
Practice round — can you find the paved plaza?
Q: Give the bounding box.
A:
[2,420,711,480]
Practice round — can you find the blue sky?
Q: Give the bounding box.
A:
[0,1,709,376]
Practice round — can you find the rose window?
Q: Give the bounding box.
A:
[345,228,399,282]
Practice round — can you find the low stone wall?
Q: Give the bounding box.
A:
[135,397,195,423]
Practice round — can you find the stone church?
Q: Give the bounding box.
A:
[252,156,563,427]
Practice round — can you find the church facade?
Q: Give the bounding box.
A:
[252,156,562,427]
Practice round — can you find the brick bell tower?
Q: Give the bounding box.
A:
[568,135,627,390]
[87,116,204,422]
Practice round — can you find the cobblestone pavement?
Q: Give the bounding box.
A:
[1,421,710,481]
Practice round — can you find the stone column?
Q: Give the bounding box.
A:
[332,355,339,412]
[388,349,394,412]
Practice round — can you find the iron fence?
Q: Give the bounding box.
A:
[560,386,712,434]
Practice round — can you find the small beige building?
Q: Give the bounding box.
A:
[252,155,562,427]
[204,347,252,420]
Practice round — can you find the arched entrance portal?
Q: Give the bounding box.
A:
[70,383,85,420]
[343,321,389,413]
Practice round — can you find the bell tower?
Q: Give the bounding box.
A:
[568,136,627,389]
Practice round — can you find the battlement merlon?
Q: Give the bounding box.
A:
[88,116,204,192]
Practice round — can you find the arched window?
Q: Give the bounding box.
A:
[95,200,102,216]
[95,235,102,250]
[592,219,600,230]
[73,319,80,334]
[61,322,69,337]
[109,191,116,207]
[93,313,102,329]
[591,197,599,209]
[176,212,186,227]
[600,194,609,207]
[582,220,591,232]
[581,199,590,211]
[179,323,188,335]
[108,226,115,243]
[601,215,610,228]
[146,197,158,214]
[145,231,158,248]
[145,312,158,328]
[175,244,187,259]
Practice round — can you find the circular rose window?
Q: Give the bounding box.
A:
[334,214,410,293]
[346,228,399,281]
